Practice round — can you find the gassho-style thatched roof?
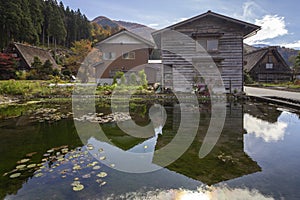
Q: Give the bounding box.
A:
[12,42,59,69]
[244,46,290,72]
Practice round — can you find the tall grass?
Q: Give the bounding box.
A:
[0,80,40,96]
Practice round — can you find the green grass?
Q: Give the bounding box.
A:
[0,80,74,98]
[262,82,300,89]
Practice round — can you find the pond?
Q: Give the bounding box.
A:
[0,100,300,199]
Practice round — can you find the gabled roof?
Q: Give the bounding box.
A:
[96,29,154,47]
[244,46,290,72]
[12,42,58,69]
[153,10,261,39]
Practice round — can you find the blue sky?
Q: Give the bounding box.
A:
[61,0,300,49]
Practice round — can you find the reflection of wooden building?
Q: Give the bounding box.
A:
[152,10,260,93]
[5,42,58,70]
[244,47,292,82]
[156,102,261,185]
[95,30,161,84]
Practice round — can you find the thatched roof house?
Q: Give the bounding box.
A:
[244,46,292,82]
[5,42,58,70]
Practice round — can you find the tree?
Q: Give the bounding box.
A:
[294,52,300,78]
[0,53,18,79]
[113,71,124,85]
[29,57,53,80]
[120,74,126,85]
[65,39,92,74]
[47,3,67,46]
[138,70,148,88]
[29,0,44,45]
[129,73,137,86]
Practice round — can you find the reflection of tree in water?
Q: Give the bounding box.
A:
[0,119,82,199]
[244,102,282,123]
[155,101,261,185]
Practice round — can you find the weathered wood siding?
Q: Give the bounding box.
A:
[160,15,246,93]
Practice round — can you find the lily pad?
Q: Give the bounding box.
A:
[110,164,115,168]
[82,174,91,179]
[87,144,94,150]
[34,173,43,178]
[10,173,21,178]
[72,184,84,192]
[16,165,27,170]
[93,166,101,170]
[47,149,54,153]
[100,156,106,161]
[97,172,107,178]
[27,164,37,168]
[71,181,81,186]
[26,152,37,157]
[61,148,69,154]
[17,159,30,164]
[99,181,107,187]
[73,165,81,170]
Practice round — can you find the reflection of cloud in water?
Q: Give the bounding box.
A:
[112,186,274,200]
[244,114,288,142]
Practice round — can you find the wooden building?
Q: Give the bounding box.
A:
[244,46,292,82]
[5,42,58,70]
[94,29,161,85]
[152,11,260,93]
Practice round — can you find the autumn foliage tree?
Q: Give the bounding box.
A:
[0,53,18,80]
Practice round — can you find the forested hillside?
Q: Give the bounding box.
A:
[0,0,112,49]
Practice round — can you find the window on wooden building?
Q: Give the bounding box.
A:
[122,52,135,60]
[196,39,219,52]
[103,52,116,60]
[266,63,273,69]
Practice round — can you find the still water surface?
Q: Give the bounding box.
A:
[0,101,300,199]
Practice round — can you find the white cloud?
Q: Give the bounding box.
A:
[245,15,288,45]
[244,114,288,142]
[172,17,189,24]
[242,1,259,20]
[280,40,300,49]
[147,23,159,28]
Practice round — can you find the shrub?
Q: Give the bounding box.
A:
[129,73,137,86]
[138,70,148,88]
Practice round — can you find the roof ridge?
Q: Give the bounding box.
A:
[245,47,269,55]
[13,42,50,52]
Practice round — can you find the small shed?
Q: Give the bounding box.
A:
[244,46,292,82]
[5,42,58,70]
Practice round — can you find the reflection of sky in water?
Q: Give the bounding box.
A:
[227,110,300,199]
[111,186,274,200]
[244,113,288,142]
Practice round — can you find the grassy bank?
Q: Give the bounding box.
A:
[0,80,73,99]
[0,80,153,102]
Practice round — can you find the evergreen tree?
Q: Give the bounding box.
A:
[48,2,67,46]
[29,0,44,45]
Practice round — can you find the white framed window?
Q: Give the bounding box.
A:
[122,52,135,60]
[196,39,219,52]
[266,63,273,69]
[103,52,116,60]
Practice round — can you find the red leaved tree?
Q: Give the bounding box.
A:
[0,53,19,80]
